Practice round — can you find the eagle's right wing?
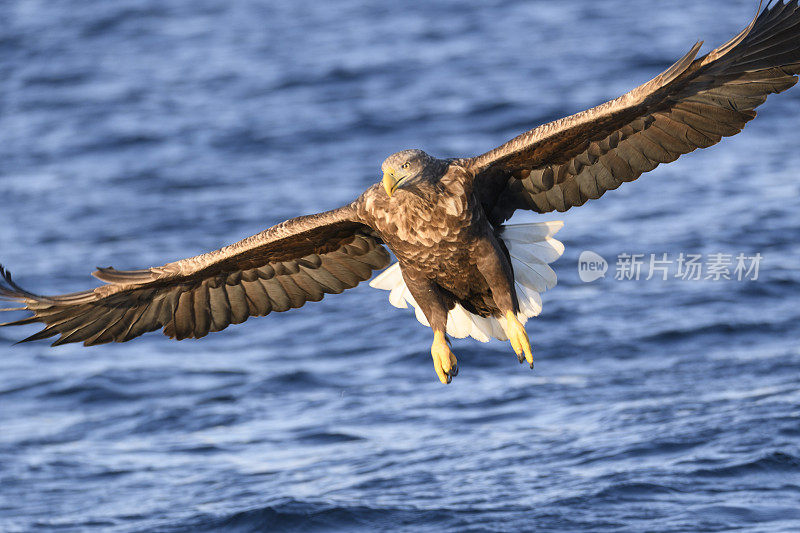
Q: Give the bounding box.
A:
[0,205,389,346]
[461,1,800,225]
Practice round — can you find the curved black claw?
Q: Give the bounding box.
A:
[445,373,453,384]
[450,364,459,377]
[517,353,525,364]
[529,362,535,370]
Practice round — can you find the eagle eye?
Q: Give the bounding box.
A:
[401,162,410,169]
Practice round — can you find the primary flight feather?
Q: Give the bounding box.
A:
[2,1,799,383]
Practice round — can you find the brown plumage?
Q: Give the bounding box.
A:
[0,210,390,345]
[2,1,799,383]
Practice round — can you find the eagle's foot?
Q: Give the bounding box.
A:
[506,311,533,369]
[431,330,458,384]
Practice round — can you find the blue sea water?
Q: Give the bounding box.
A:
[1,0,800,531]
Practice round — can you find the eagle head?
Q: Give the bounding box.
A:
[381,149,435,197]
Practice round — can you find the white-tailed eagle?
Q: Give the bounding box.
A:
[2,1,799,383]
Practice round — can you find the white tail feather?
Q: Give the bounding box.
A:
[369,222,564,342]
[501,221,563,243]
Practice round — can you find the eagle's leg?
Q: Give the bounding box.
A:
[505,311,533,369]
[476,238,534,368]
[431,329,458,385]
[401,270,457,384]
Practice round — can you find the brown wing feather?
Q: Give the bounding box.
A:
[462,1,800,223]
[0,205,389,346]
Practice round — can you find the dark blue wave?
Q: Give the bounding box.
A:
[156,500,454,533]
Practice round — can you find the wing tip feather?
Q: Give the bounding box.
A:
[0,265,43,307]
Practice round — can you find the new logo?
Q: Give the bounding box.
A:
[578,251,608,283]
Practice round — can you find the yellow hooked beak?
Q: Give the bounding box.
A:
[382,170,398,197]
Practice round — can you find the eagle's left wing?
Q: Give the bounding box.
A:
[0,205,389,346]
[460,1,800,225]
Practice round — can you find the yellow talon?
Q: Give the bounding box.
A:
[506,311,533,368]
[431,330,458,384]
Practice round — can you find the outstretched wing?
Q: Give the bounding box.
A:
[460,1,800,225]
[0,206,389,346]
